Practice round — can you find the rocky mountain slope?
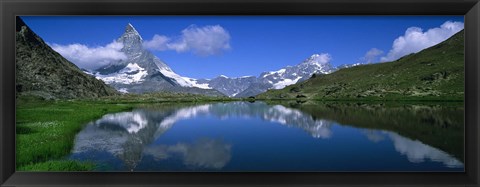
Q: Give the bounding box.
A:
[16,17,118,99]
[194,75,257,97]
[257,30,465,101]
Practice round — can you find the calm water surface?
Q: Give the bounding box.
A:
[69,101,464,171]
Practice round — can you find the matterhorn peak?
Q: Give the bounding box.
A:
[125,23,142,40]
[117,23,144,54]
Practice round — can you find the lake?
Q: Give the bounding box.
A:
[69,101,464,172]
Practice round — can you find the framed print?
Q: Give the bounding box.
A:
[1,0,479,186]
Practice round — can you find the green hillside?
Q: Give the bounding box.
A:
[257,30,464,101]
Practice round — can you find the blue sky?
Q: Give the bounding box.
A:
[21,16,464,79]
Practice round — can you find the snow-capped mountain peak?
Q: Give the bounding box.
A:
[90,23,224,96]
[255,54,335,89]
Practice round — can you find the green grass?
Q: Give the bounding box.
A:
[17,160,95,171]
[88,92,239,104]
[16,96,134,171]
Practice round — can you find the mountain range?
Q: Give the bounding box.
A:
[85,23,343,97]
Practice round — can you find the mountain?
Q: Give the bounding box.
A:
[15,17,118,99]
[259,53,336,87]
[257,30,465,100]
[200,54,336,97]
[91,24,224,97]
[200,75,257,97]
[235,54,336,97]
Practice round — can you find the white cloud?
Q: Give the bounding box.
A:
[142,34,170,51]
[310,53,332,65]
[359,48,383,64]
[143,25,231,56]
[380,21,464,62]
[50,41,127,70]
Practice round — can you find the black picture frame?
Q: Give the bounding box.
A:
[1,0,479,186]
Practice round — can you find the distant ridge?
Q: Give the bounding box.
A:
[200,53,337,98]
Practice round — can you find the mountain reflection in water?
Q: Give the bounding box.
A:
[69,101,464,171]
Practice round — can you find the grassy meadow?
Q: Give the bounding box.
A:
[16,96,134,171]
[16,93,239,171]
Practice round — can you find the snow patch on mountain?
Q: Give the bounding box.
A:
[95,63,148,84]
[158,68,191,87]
[182,77,212,89]
[262,68,287,78]
[272,77,302,89]
[155,67,212,89]
[337,62,364,69]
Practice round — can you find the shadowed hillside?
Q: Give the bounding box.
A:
[16,17,118,99]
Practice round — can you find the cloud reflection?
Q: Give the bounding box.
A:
[387,132,463,168]
[144,138,232,169]
[362,129,463,168]
[363,130,386,143]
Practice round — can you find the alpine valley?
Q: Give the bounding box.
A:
[15,17,465,173]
